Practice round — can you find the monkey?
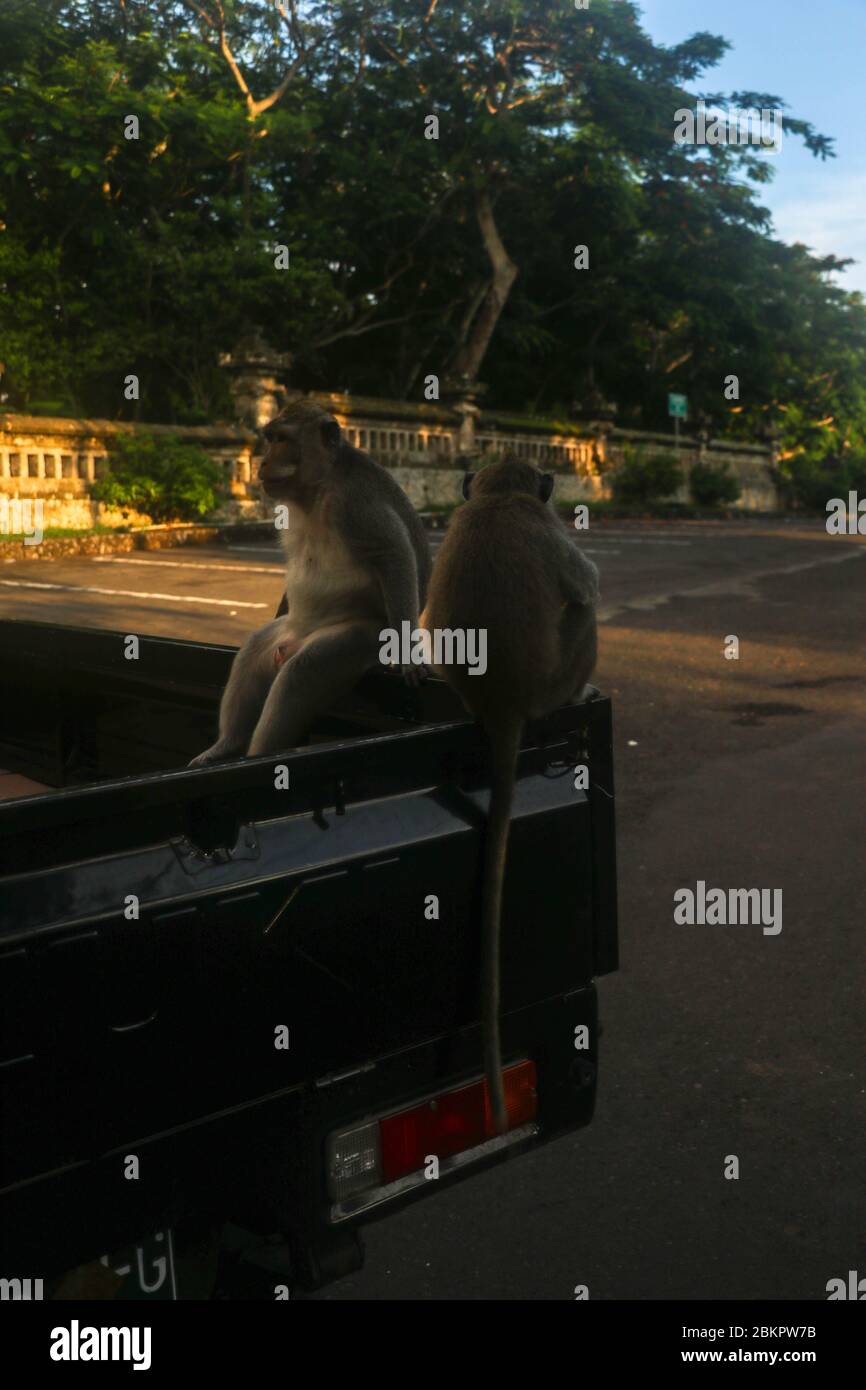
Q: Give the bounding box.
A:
[190,400,431,766]
[419,458,599,1134]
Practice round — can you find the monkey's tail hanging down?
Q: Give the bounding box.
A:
[481,712,524,1136]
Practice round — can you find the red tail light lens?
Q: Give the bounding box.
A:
[380,1061,537,1184]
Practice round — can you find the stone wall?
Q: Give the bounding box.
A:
[606,428,778,512]
[0,414,258,530]
[0,397,779,530]
[277,393,778,510]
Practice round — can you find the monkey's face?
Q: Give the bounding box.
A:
[259,414,340,500]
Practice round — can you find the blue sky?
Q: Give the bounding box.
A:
[636,0,866,295]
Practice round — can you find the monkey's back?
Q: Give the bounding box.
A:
[424,494,569,718]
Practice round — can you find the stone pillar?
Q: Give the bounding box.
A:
[589,420,615,474]
[696,411,713,464]
[442,375,486,459]
[760,420,783,509]
[571,375,617,479]
[220,328,293,429]
[765,422,781,470]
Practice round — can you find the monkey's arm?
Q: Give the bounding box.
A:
[361,508,422,630]
[553,531,600,607]
[357,507,425,683]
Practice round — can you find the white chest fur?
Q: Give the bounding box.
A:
[281,511,379,635]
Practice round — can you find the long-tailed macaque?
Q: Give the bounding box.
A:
[420,459,599,1131]
[190,401,431,765]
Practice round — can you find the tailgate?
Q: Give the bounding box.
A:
[0,764,596,1190]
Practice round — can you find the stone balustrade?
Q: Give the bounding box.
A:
[0,394,779,530]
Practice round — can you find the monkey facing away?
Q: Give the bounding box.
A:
[419,459,599,1133]
[190,401,431,766]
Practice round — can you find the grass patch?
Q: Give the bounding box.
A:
[39,525,135,538]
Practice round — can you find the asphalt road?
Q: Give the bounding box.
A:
[2,518,864,1300]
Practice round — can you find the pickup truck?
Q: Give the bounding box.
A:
[0,616,618,1299]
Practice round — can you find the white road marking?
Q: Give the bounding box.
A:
[227,545,283,556]
[91,556,278,573]
[0,579,268,608]
[584,537,693,546]
[598,547,864,622]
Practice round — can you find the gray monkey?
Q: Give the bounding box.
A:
[190,401,431,765]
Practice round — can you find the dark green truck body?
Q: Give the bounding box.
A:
[0,618,617,1297]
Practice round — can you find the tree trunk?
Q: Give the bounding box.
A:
[451,187,518,381]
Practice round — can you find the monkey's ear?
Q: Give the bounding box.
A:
[321,418,341,451]
[539,473,554,504]
[462,472,474,500]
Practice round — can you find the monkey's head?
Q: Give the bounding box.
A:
[462,458,554,504]
[259,401,341,500]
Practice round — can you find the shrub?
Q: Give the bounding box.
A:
[610,447,683,504]
[92,431,226,523]
[779,454,866,512]
[689,461,741,507]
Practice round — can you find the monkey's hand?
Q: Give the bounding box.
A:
[400,661,429,687]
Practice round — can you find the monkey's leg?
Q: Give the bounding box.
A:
[550,605,598,708]
[528,606,598,719]
[247,620,381,756]
[189,619,298,766]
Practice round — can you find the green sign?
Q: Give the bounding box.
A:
[668,393,688,420]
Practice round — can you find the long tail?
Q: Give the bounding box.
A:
[481,714,523,1135]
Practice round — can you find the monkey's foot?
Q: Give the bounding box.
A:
[188,742,241,768]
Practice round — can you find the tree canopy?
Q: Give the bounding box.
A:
[1,0,864,487]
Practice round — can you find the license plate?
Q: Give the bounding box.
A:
[100,1228,177,1300]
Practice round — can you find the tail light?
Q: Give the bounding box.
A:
[326,1061,537,1219]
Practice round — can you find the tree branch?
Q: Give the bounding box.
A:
[372,35,429,96]
[312,315,412,350]
[180,0,309,120]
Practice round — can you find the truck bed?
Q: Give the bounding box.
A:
[0,617,617,1287]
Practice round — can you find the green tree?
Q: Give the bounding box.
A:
[1,0,865,481]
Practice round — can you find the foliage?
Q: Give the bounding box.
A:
[777,453,866,513]
[689,461,741,507]
[611,447,683,504]
[91,431,225,522]
[0,0,864,474]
